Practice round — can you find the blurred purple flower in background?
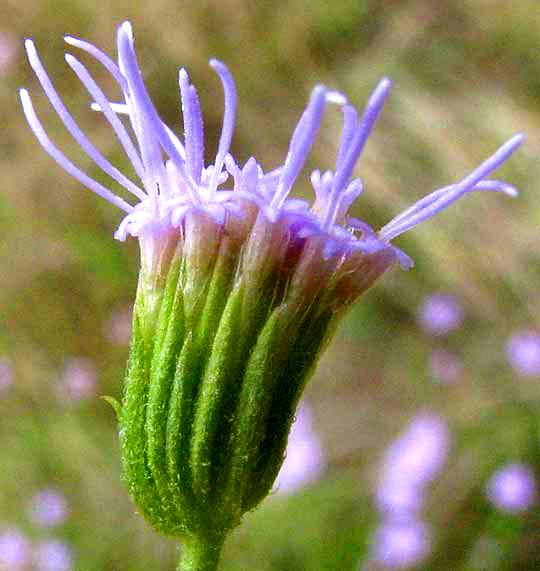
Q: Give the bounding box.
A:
[57,357,97,403]
[104,305,133,346]
[0,359,13,394]
[377,414,450,517]
[368,414,449,568]
[0,33,15,73]
[417,294,463,336]
[486,463,536,513]
[369,520,431,569]
[506,331,540,376]
[33,540,73,571]
[428,349,463,384]
[0,527,30,570]
[377,478,423,517]
[274,403,324,494]
[28,489,68,528]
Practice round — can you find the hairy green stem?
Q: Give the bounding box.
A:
[177,533,226,571]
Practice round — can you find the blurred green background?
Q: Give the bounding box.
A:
[2,1,540,569]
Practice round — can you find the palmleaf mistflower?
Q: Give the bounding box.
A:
[20,21,524,570]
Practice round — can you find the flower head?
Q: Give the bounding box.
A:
[20,21,524,547]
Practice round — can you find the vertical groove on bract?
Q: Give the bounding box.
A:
[145,258,185,528]
[165,332,202,533]
[121,309,177,534]
[242,306,336,511]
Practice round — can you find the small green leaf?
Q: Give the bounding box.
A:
[101,395,122,418]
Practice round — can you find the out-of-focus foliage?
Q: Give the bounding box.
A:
[1,1,539,569]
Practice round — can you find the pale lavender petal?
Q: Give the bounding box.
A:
[335,104,358,171]
[381,180,518,239]
[161,122,186,160]
[20,89,133,213]
[323,78,391,229]
[116,23,164,196]
[474,179,519,196]
[114,214,133,241]
[208,59,237,193]
[93,99,179,160]
[64,35,127,90]
[379,134,524,241]
[261,166,282,191]
[335,178,363,219]
[25,40,146,201]
[116,22,198,205]
[170,205,192,227]
[226,155,260,193]
[64,54,147,192]
[271,85,328,210]
[179,68,204,183]
[392,247,415,270]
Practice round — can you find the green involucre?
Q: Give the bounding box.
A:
[117,219,390,542]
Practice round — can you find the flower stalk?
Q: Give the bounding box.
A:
[20,21,524,570]
[177,533,226,571]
